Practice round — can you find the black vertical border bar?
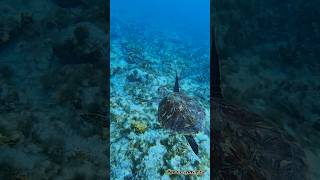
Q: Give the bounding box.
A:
[210,0,214,178]
[211,0,222,179]
[106,0,110,178]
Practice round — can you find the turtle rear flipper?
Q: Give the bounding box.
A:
[185,135,198,155]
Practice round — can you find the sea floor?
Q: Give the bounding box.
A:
[0,0,108,179]
[110,15,210,179]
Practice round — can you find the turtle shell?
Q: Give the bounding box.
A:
[213,99,307,180]
[158,92,206,134]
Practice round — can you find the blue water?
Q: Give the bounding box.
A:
[110,0,210,179]
[111,0,209,45]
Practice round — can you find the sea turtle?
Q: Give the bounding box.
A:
[212,29,307,179]
[158,73,206,155]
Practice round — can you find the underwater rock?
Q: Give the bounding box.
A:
[126,70,141,82]
[131,121,148,134]
[126,69,147,83]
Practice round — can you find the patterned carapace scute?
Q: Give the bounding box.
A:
[158,92,205,135]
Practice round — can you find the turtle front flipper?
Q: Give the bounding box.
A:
[185,135,198,155]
